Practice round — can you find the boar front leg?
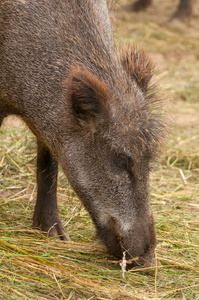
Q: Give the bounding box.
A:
[33,140,70,241]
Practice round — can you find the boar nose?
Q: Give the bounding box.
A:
[120,216,157,261]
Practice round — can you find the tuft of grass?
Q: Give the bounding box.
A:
[1,1,199,298]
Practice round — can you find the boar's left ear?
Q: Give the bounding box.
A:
[120,45,154,93]
[66,65,109,132]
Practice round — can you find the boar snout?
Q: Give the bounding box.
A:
[97,214,157,266]
[122,217,157,268]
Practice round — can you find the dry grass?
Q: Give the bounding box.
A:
[1,1,199,299]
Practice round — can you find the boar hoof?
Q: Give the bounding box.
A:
[33,210,70,241]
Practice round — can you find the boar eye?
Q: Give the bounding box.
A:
[117,154,129,170]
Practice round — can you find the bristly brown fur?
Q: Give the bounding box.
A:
[117,45,168,157]
[119,45,154,93]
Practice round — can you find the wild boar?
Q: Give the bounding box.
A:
[0,0,167,267]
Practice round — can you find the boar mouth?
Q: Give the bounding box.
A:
[121,246,156,271]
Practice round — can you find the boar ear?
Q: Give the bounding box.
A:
[66,65,109,132]
[120,45,154,93]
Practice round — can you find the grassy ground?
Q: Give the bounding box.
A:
[0,1,199,299]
